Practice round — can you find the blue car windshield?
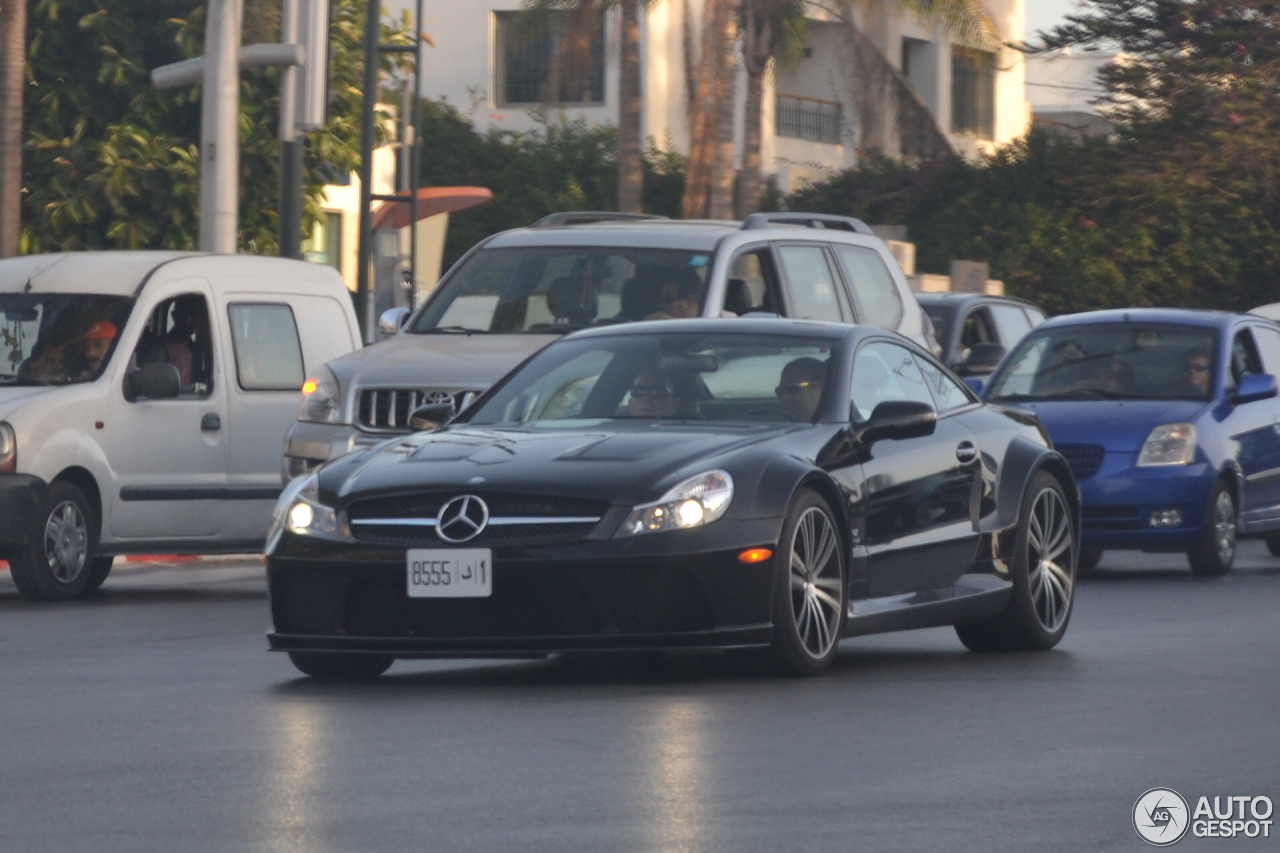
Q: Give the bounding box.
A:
[464,332,839,425]
[987,323,1217,402]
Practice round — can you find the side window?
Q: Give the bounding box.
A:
[989,303,1033,347]
[725,248,783,315]
[130,293,214,399]
[959,307,997,352]
[777,245,851,322]
[1230,329,1263,384]
[1250,326,1280,377]
[850,341,935,421]
[1023,307,1047,327]
[833,245,903,329]
[916,353,975,412]
[227,303,305,391]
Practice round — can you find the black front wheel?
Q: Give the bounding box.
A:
[8,481,99,601]
[287,652,393,681]
[767,489,846,676]
[1188,481,1236,577]
[1077,548,1104,573]
[1268,537,1280,558]
[956,471,1076,652]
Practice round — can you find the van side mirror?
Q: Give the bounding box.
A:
[960,343,1006,376]
[408,402,455,432]
[128,363,181,400]
[858,400,937,444]
[378,308,411,338]
[1234,372,1278,404]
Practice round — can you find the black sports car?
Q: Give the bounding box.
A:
[266,319,1079,679]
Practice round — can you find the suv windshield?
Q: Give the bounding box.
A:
[1,294,134,386]
[987,323,1217,403]
[412,246,714,334]
[466,332,838,425]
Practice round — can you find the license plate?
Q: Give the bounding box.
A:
[406,549,492,598]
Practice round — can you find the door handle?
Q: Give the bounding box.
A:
[956,441,977,464]
[201,413,221,432]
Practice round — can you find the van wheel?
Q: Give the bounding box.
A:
[8,482,98,601]
[83,556,116,594]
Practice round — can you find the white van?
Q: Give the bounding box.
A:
[0,252,360,600]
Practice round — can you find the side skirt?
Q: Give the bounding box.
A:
[842,573,1012,637]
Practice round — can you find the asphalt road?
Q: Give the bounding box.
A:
[1,546,1278,853]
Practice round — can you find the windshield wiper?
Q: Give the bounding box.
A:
[417,326,490,335]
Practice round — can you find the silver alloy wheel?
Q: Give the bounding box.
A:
[1025,487,1074,633]
[44,500,89,585]
[788,506,842,659]
[1213,489,1237,565]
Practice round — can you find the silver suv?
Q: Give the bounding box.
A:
[282,212,929,475]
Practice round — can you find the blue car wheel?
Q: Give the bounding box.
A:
[1188,480,1236,576]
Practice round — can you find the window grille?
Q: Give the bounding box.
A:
[775,94,842,144]
[951,47,995,139]
[493,11,605,106]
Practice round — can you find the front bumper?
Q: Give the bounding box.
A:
[267,521,781,657]
[1078,452,1215,549]
[0,474,47,550]
[281,421,395,482]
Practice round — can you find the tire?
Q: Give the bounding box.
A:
[767,488,846,676]
[287,652,393,681]
[7,481,99,602]
[82,556,116,594]
[956,471,1076,652]
[1077,548,1104,573]
[1268,537,1280,558]
[1188,480,1236,577]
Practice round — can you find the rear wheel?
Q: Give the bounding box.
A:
[956,471,1076,652]
[8,481,98,601]
[287,652,393,681]
[768,489,846,676]
[1188,481,1236,577]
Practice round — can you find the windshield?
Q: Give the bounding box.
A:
[986,323,1218,403]
[1,294,134,386]
[412,246,714,334]
[465,332,839,425]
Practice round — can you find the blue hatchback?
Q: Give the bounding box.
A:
[981,308,1280,575]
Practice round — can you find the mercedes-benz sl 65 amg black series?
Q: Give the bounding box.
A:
[266,319,1079,679]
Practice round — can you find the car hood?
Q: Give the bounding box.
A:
[0,385,58,420]
[319,421,804,507]
[999,399,1209,452]
[327,332,558,390]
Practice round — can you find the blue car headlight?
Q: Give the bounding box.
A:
[616,470,734,537]
[1138,423,1198,467]
[265,473,345,554]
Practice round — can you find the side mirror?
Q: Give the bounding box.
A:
[129,363,181,400]
[408,402,455,432]
[1234,372,1278,404]
[961,343,1006,376]
[378,307,411,338]
[859,400,937,444]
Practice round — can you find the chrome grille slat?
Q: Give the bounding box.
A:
[356,387,469,432]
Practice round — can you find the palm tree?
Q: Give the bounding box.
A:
[682,0,741,219]
[0,0,26,257]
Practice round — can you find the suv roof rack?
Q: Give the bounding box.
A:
[740,212,873,235]
[531,211,669,228]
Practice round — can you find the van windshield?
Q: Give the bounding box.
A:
[0,294,134,385]
[411,246,714,334]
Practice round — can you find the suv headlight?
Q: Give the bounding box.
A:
[617,470,734,537]
[297,366,346,424]
[1138,423,1198,467]
[0,422,14,474]
[265,473,345,554]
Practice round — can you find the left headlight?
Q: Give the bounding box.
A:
[1138,423,1198,467]
[265,473,345,554]
[616,470,734,537]
[0,422,15,474]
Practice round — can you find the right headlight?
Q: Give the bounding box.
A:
[1138,423,1198,467]
[297,366,346,424]
[0,422,15,473]
[616,470,734,537]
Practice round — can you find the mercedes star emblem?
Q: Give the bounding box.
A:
[435,495,489,543]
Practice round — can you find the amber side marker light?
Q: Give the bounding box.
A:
[301,379,318,395]
[738,548,773,564]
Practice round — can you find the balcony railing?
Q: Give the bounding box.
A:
[776,94,843,144]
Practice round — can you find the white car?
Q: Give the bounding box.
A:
[0,252,360,600]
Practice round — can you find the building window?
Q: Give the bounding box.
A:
[776,94,842,144]
[303,211,341,271]
[493,11,605,106]
[951,47,995,139]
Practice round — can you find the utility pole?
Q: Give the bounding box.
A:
[200,0,244,253]
[278,0,304,259]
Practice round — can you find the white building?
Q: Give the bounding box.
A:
[1024,48,1113,137]
[399,0,1029,192]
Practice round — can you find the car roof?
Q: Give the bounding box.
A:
[560,317,864,342]
[914,292,1043,311]
[1038,307,1236,331]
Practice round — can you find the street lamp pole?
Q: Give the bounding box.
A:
[199,0,244,254]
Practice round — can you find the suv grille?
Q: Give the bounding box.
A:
[1057,443,1105,480]
[357,388,475,432]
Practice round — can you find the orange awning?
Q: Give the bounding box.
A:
[371,186,493,230]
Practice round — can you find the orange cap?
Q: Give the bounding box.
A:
[83,320,117,341]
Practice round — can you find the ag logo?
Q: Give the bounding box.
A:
[1134,788,1190,846]
[436,495,489,543]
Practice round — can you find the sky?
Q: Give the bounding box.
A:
[1025,0,1081,41]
